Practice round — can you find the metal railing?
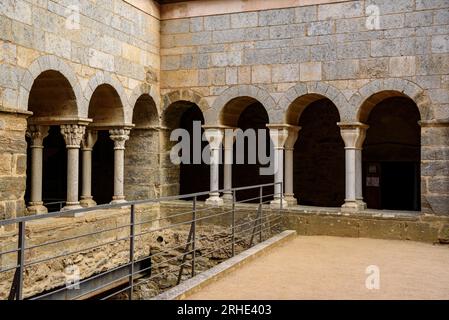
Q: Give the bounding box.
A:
[0,182,284,300]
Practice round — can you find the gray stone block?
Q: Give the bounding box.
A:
[230,12,258,28]
[258,8,295,26]
[371,38,415,57]
[307,21,334,36]
[204,15,230,31]
[318,2,363,20]
[337,41,370,59]
[269,24,306,39]
[295,6,317,23]
[366,0,414,14]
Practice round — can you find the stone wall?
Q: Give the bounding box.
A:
[0,109,29,222]
[159,0,449,214]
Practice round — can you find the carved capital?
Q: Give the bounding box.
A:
[109,128,130,150]
[60,124,86,148]
[81,130,98,151]
[26,125,49,148]
[337,122,369,150]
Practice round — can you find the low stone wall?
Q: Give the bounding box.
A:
[282,207,449,243]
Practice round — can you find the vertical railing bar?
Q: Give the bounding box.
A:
[128,204,135,300]
[191,196,196,278]
[259,185,263,243]
[17,221,25,300]
[231,190,236,257]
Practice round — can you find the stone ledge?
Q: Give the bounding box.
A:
[0,107,32,117]
[151,230,297,300]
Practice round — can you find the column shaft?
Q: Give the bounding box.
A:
[80,130,98,207]
[109,128,130,204]
[204,128,224,206]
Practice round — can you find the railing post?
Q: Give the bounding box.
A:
[279,182,283,213]
[192,196,196,278]
[259,185,263,243]
[17,221,25,300]
[231,189,236,257]
[128,204,135,300]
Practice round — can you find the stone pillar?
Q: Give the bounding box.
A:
[27,125,49,214]
[60,124,86,211]
[338,122,369,212]
[267,125,289,207]
[80,130,98,207]
[109,128,130,204]
[221,128,235,202]
[420,120,449,215]
[204,127,224,206]
[284,126,301,206]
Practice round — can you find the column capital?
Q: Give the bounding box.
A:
[81,130,98,151]
[266,124,291,149]
[26,125,49,148]
[202,126,224,150]
[337,122,369,150]
[61,124,86,149]
[109,128,131,150]
[285,125,301,150]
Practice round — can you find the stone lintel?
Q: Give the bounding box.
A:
[419,119,449,127]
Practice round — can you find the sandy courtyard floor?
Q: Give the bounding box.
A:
[187,236,449,300]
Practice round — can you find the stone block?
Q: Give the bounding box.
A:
[405,222,440,242]
[280,47,309,64]
[300,62,322,81]
[431,35,449,54]
[204,15,230,31]
[306,215,359,237]
[358,58,388,78]
[389,56,416,77]
[416,54,449,75]
[428,177,449,194]
[161,55,180,71]
[269,24,305,39]
[0,0,32,25]
[323,59,359,80]
[190,17,203,32]
[295,6,317,23]
[243,48,282,65]
[272,64,299,83]
[225,67,238,85]
[238,66,251,84]
[337,41,370,59]
[307,21,334,36]
[422,161,449,176]
[161,19,190,34]
[0,176,25,200]
[359,219,405,240]
[425,195,449,215]
[230,12,258,28]
[366,0,414,14]
[210,52,241,67]
[45,32,71,59]
[371,38,415,57]
[434,9,449,25]
[416,0,449,10]
[318,2,363,20]
[258,8,295,26]
[88,48,114,72]
[405,11,433,27]
[0,154,12,175]
[251,65,271,83]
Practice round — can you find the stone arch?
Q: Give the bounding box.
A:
[279,82,349,124]
[18,55,86,117]
[207,85,277,125]
[352,78,433,122]
[161,89,209,128]
[129,83,161,125]
[84,71,130,124]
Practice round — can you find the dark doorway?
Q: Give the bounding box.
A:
[233,102,273,202]
[178,105,209,200]
[92,131,114,204]
[362,96,421,211]
[294,99,345,207]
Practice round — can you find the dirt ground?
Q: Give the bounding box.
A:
[187,235,449,300]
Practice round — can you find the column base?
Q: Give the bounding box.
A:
[284,194,297,206]
[80,197,97,208]
[221,193,233,204]
[205,195,223,206]
[62,203,84,216]
[27,203,48,214]
[111,196,126,205]
[270,198,288,209]
[341,200,367,212]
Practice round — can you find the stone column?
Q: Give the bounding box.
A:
[60,124,86,211]
[109,128,130,204]
[204,127,224,206]
[284,126,301,206]
[338,122,369,212]
[267,125,289,208]
[221,128,235,202]
[26,125,49,214]
[80,130,98,207]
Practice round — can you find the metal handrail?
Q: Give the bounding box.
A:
[0,182,284,300]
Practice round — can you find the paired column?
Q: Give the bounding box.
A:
[221,128,235,202]
[27,125,49,214]
[267,125,289,208]
[109,128,130,204]
[60,124,86,211]
[338,122,369,212]
[80,130,98,207]
[284,126,301,206]
[204,127,224,206]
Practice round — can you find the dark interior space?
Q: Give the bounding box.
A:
[92,131,114,205]
[41,126,67,210]
[363,96,421,211]
[233,102,274,202]
[178,105,210,200]
[294,99,345,207]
